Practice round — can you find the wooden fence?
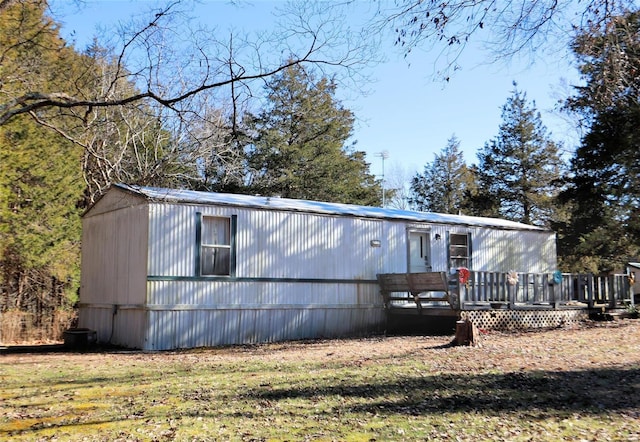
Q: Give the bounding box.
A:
[457,271,634,310]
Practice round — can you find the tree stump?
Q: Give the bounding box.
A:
[455,319,481,347]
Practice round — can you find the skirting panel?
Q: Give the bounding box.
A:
[78,306,146,348]
[460,309,588,330]
[143,306,386,350]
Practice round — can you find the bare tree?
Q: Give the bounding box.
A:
[368,0,637,79]
[384,162,413,210]
[1,1,375,131]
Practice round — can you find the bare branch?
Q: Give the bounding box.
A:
[1,1,376,128]
[368,0,637,79]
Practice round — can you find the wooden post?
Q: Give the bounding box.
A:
[586,274,594,308]
[608,275,616,309]
[455,319,481,347]
[508,276,516,310]
[489,272,495,301]
[549,274,558,309]
[457,273,464,310]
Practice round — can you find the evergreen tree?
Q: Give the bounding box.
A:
[410,135,475,213]
[558,113,640,272]
[245,64,381,205]
[0,1,86,336]
[474,85,564,226]
[0,118,84,319]
[568,11,640,115]
[559,11,640,272]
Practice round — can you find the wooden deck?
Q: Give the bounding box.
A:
[378,271,635,314]
[377,272,451,314]
[378,270,635,332]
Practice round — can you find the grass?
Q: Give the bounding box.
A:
[1,320,640,441]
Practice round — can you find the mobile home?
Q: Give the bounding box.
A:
[79,184,557,350]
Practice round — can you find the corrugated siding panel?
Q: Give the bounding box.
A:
[148,280,380,306]
[146,202,554,279]
[77,307,146,348]
[382,221,409,272]
[148,203,386,279]
[472,228,557,273]
[144,280,383,350]
[252,209,380,279]
[80,204,148,305]
[77,306,112,343]
[111,308,146,348]
[148,204,196,277]
[430,225,450,272]
[144,307,384,350]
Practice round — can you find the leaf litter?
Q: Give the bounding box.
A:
[1,319,639,440]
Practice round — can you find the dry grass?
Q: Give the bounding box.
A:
[1,320,640,441]
[0,309,76,344]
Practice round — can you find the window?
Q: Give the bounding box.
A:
[449,232,471,269]
[197,214,236,276]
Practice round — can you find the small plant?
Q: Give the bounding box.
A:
[625,303,639,318]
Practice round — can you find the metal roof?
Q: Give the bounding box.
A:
[115,183,550,232]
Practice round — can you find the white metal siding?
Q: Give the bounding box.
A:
[146,202,556,279]
[78,306,146,347]
[382,221,409,273]
[246,209,386,279]
[80,204,148,305]
[143,279,383,350]
[147,280,380,306]
[398,224,557,274]
[472,228,557,273]
[429,225,452,272]
[148,203,386,279]
[142,202,389,350]
[79,199,149,349]
[77,306,111,343]
[80,187,558,350]
[144,305,384,350]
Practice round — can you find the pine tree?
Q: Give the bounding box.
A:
[0,118,84,316]
[474,85,564,226]
[559,11,640,272]
[245,64,381,205]
[0,1,86,335]
[410,135,475,213]
[0,2,222,339]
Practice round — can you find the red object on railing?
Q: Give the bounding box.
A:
[458,267,470,284]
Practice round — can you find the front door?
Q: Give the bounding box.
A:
[408,231,431,273]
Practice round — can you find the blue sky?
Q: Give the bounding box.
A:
[50,0,582,181]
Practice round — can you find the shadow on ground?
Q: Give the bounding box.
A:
[247,366,640,416]
[0,343,129,355]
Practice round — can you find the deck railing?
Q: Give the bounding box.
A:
[457,271,634,309]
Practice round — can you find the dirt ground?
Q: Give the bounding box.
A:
[3,318,639,371]
[2,319,640,441]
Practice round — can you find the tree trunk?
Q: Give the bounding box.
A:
[455,319,482,347]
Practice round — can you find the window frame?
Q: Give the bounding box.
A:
[447,231,472,269]
[195,212,237,277]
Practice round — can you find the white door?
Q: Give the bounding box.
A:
[408,231,431,273]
